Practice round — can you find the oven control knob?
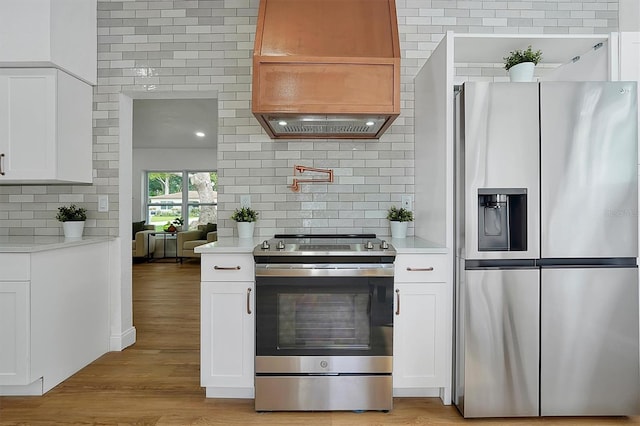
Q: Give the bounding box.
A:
[320,360,328,369]
[261,240,270,250]
[277,240,285,250]
[380,240,389,249]
[365,241,374,250]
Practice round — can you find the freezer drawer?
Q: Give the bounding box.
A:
[541,267,640,416]
[457,268,540,417]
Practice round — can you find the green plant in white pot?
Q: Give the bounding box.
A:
[231,207,258,238]
[503,45,542,82]
[387,206,414,239]
[56,204,87,239]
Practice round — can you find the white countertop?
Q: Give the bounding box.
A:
[194,237,260,254]
[195,236,447,255]
[389,237,448,254]
[0,236,112,253]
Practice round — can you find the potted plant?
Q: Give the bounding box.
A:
[503,45,542,82]
[387,205,414,239]
[56,204,87,239]
[231,207,259,238]
[172,217,184,232]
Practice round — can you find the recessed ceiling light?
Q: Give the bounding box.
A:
[365,121,375,126]
[278,120,288,126]
[195,131,206,137]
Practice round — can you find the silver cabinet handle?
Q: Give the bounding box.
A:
[247,288,252,314]
[213,265,241,270]
[0,153,4,176]
[395,288,400,315]
[406,266,434,271]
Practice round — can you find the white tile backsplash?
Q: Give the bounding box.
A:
[0,0,619,238]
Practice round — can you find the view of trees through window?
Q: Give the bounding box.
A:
[146,171,217,230]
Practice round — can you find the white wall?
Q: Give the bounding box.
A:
[620,0,640,31]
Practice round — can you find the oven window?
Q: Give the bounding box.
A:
[277,293,370,349]
[255,276,393,357]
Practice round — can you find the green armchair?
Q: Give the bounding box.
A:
[132,224,156,258]
[177,224,217,261]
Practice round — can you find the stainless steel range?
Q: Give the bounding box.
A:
[253,234,396,411]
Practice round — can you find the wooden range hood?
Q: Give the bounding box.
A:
[252,0,400,139]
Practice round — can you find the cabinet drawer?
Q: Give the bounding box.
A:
[0,254,30,281]
[201,254,254,282]
[395,254,448,283]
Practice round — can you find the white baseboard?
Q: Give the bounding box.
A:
[110,326,136,351]
[0,378,43,396]
[205,387,254,398]
[393,387,441,398]
[393,387,452,405]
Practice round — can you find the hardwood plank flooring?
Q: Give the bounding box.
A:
[1,260,639,425]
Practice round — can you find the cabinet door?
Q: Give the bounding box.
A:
[201,281,254,395]
[393,281,447,390]
[0,281,29,385]
[0,71,56,180]
[0,69,92,184]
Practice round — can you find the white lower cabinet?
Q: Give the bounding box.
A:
[0,281,29,385]
[201,253,255,398]
[0,243,110,396]
[0,68,92,184]
[393,253,452,403]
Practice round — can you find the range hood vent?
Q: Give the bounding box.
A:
[252,0,400,140]
[267,116,387,137]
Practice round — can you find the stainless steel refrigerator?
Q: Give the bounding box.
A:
[453,81,640,418]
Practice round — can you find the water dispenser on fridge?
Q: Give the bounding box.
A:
[477,188,527,252]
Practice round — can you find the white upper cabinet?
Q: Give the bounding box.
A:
[0,68,93,184]
[0,0,97,85]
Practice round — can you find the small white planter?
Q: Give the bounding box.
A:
[509,62,535,82]
[389,221,408,239]
[62,221,85,239]
[237,222,255,238]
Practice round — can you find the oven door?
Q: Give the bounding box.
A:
[255,264,393,374]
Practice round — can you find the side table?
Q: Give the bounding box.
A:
[147,231,179,262]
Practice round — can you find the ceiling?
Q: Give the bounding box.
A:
[132,98,218,149]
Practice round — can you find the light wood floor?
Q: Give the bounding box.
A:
[1,260,639,425]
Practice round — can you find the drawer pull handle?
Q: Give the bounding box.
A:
[406,267,434,272]
[0,153,4,176]
[395,289,400,315]
[213,265,241,270]
[247,288,252,315]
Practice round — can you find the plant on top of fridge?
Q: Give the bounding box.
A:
[503,45,542,70]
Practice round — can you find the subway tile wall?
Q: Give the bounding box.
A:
[0,0,618,238]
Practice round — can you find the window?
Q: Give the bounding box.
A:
[146,171,217,230]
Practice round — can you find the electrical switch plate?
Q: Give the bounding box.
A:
[401,195,412,210]
[98,195,109,212]
[240,195,251,208]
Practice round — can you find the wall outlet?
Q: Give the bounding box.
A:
[240,195,251,208]
[401,195,412,210]
[98,195,109,212]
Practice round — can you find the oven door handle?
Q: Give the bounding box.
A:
[255,263,394,277]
